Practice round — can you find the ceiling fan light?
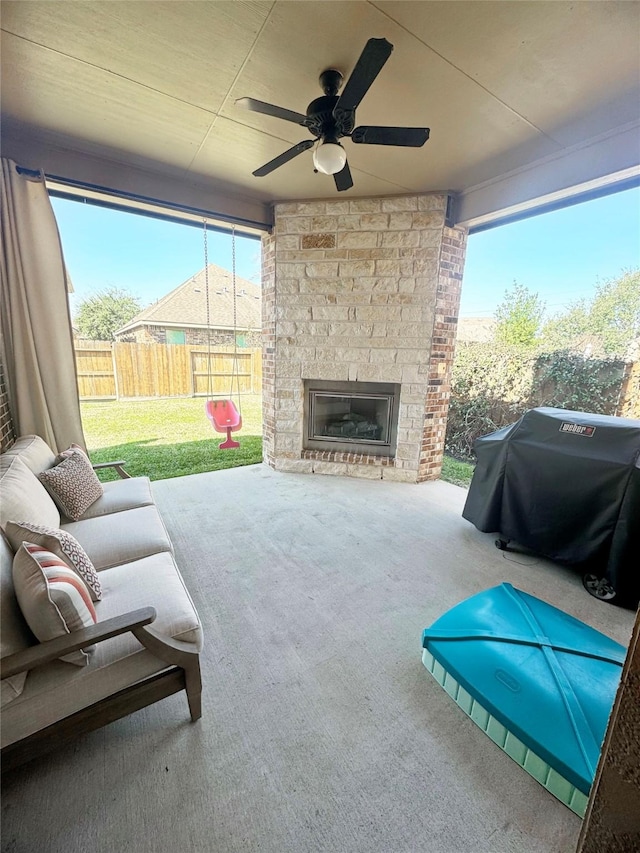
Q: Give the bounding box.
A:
[313,141,347,175]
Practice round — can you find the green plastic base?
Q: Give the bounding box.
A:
[422,648,589,817]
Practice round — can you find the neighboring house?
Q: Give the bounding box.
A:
[114,263,261,346]
[456,317,496,343]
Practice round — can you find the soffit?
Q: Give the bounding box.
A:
[1,0,638,224]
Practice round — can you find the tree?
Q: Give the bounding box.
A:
[494,281,545,346]
[75,288,142,340]
[542,269,640,358]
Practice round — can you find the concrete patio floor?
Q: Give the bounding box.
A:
[2,464,635,853]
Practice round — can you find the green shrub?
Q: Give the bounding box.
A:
[446,343,627,460]
[531,351,625,413]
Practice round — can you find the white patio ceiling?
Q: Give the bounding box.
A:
[1,1,638,229]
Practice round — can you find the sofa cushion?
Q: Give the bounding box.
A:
[1,551,202,748]
[62,505,173,570]
[5,521,102,601]
[97,552,203,650]
[38,451,104,521]
[1,434,57,474]
[0,455,61,530]
[12,543,97,666]
[2,435,154,521]
[71,475,155,520]
[1,535,35,708]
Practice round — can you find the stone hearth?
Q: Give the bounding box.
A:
[261,193,468,483]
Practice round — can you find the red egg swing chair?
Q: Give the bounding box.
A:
[202,222,243,449]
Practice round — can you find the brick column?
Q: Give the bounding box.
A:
[418,226,467,482]
[261,231,276,467]
[0,354,16,452]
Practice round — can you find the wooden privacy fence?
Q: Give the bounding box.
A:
[74,341,262,400]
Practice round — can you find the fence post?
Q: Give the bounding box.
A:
[188,345,195,397]
[616,360,639,418]
[112,343,120,401]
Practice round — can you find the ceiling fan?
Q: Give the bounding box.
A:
[236,38,430,192]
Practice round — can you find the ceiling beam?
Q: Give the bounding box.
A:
[1,132,273,234]
[457,124,640,231]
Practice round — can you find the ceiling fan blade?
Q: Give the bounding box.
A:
[236,97,308,126]
[352,126,430,146]
[252,140,314,177]
[333,38,393,118]
[333,161,353,192]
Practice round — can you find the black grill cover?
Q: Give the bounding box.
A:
[462,408,640,605]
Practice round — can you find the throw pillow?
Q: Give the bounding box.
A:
[38,450,103,521]
[4,521,102,601]
[12,543,97,666]
[56,443,90,465]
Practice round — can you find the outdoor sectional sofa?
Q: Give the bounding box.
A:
[0,435,203,772]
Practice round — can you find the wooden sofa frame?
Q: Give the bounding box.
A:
[1,607,202,774]
[1,455,202,773]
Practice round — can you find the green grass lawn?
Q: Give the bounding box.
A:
[81,395,263,481]
[83,395,475,487]
[440,454,475,488]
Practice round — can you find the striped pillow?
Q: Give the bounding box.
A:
[12,543,98,666]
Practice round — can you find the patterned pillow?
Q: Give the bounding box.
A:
[56,443,90,464]
[12,543,97,666]
[38,450,103,521]
[4,521,102,601]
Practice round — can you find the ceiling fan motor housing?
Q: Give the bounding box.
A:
[305,92,355,140]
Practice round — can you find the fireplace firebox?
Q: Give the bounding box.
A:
[304,380,400,457]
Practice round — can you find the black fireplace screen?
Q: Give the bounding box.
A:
[309,392,391,444]
[304,380,400,456]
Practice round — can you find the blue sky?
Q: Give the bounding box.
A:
[51,198,262,315]
[461,187,640,318]
[52,186,639,321]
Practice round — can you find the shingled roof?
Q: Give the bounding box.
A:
[116,263,261,335]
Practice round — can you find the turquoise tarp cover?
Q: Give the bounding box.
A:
[422,584,625,794]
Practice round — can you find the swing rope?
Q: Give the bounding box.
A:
[204,219,241,411]
[229,225,242,419]
[202,220,242,449]
[203,220,212,401]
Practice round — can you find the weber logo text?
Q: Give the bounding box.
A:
[559,422,596,437]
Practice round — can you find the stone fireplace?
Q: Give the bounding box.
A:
[261,193,468,483]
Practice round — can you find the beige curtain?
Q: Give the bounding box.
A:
[0,158,86,452]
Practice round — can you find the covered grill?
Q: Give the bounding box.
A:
[462,408,640,607]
